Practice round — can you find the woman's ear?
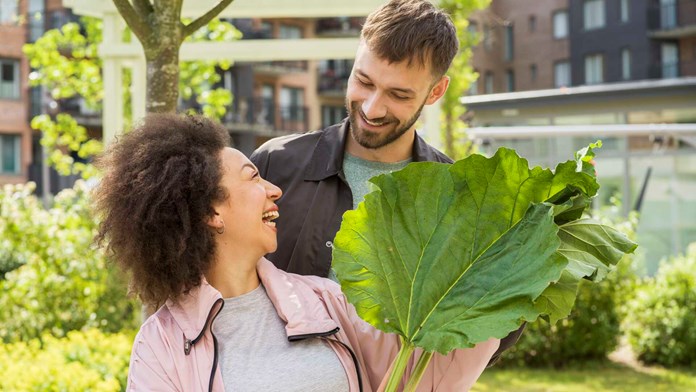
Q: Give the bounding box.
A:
[206,211,222,230]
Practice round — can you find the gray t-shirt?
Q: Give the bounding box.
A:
[328,153,414,282]
[343,153,413,209]
[211,284,349,392]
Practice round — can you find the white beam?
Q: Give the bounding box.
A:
[468,124,696,139]
[64,0,387,18]
[99,38,361,61]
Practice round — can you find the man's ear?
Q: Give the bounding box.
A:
[425,75,450,105]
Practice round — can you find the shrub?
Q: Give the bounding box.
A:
[497,206,639,367]
[624,243,696,368]
[0,182,139,343]
[0,329,134,391]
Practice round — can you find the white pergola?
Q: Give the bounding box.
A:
[62,0,442,147]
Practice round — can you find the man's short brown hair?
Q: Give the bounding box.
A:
[361,0,459,78]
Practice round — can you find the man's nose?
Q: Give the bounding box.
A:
[361,92,387,120]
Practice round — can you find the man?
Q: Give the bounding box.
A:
[251,0,522,362]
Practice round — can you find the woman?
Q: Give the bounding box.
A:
[94,113,499,392]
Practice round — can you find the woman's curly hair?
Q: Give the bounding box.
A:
[94,113,230,307]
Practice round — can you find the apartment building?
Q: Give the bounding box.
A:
[0,0,32,185]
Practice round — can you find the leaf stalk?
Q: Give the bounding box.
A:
[403,351,434,392]
[384,336,415,392]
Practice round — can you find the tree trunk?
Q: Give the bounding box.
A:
[144,7,183,113]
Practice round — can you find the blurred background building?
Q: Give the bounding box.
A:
[465,0,696,271]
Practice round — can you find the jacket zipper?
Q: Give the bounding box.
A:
[289,328,364,392]
[181,297,224,392]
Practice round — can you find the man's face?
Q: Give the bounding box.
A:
[345,42,448,150]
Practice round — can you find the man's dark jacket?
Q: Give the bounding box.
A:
[250,119,523,362]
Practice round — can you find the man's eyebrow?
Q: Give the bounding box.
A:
[356,69,415,95]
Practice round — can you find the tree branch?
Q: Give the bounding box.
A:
[112,0,151,41]
[183,0,235,37]
[132,0,154,18]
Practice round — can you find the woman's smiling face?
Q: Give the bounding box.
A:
[212,148,282,256]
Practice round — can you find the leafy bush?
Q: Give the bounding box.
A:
[0,329,134,391]
[498,206,640,367]
[624,243,696,368]
[0,182,139,343]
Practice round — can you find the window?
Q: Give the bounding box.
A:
[279,24,302,39]
[528,16,536,32]
[0,0,18,23]
[620,0,629,22]
[322,106,346,128]
[260,85,275,125]
[504,25,514,61]
[0,134,21,174]
[505,70,515,92]
[484,72,494,94]
[621,48,631,80]
[469,76,478,95]
[660,0,677,29]
[584,54,604,84]
[467,21,477,36]
[661,43,679,78]
[530,64,538,82]
[28,0,45,42]
[280,87,304,121]
[483,25,492,51]
[0,59,19,99]
[553,11,569,38]
[583,0,605,30]
[554,61,571,87]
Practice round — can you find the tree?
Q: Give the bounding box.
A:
[113,0,235,113]
[440,0,490,160]
[24,16,238,179]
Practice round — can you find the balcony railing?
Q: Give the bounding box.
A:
[318,70,350,94]
[315,17,364,36]
[648,59,696,79]
[253,60,308,74]
[648,0,696,31]
[224,97,308,134]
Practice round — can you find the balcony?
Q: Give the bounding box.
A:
[58,97,102,127]
[648,0,696,38]
[315,17,363,37]
[223,97,308,134]
[252,60,308,75]
[648,59,696,79]
[318,70,349,97]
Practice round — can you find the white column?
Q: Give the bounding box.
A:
[130,56,147,126]
[420,98,442,149]
[101,13,124,145]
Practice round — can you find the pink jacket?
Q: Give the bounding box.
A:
[127,258,500,391]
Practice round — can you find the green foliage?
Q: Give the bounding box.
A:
[0,329,134,391]
[439,0,491,160]
[624,243,696,368]
[181,18,240,120]
[333,146,635,390]
[0,182,139,343]
[497,200,641,368]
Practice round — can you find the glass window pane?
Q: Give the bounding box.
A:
[553,11,568,38]
[1,135,19,173]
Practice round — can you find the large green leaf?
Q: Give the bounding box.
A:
[333,147,635,355]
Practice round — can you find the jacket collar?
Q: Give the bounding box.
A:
[165,258,338,340]
[304,118,440,181]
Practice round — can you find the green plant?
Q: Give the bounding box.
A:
[333,145,636,390]
[624,243,696,368]
[497,205,640,367]
[0,329,134,391]
[0,182,139,343]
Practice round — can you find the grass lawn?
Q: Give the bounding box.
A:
[472,362,696,392]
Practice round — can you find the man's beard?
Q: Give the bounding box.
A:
[346,100,425,150]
